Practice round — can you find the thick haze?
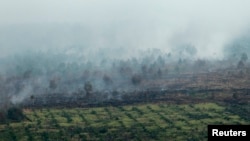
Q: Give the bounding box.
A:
[1,0,250,107]
[1,0,250,59]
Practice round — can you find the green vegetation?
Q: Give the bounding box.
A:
[0,102,249,141]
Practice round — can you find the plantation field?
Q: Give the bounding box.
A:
[0,102,249,141]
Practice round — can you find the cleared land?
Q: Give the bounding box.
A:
[0,63,249,141]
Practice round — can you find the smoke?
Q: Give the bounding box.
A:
[0,0,250,107]
[1,0,250,59]
[10,85,33,105]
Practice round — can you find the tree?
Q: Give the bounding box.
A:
[23,70,32,79]
[157,56,165,66]
[237,60,245,69]
[84,81,93,97]
[174,66,180,74]
[195,59,206,68]
[141,65,148,75]
[164,67,169,75]
[0,111,6,123]
[41,132,49,141]
[185,44,197,56]
[233,93,239,99]
[7,107,26,121]
[131,74,142,85]
[49,79,57,90]
[103,74,113,85]
[241,53,248,62]
[30,95,35,105]
[157,68,162,77]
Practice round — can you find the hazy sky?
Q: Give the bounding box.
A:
[1,0,250,59]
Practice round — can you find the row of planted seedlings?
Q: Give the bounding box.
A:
[144,104,188,140]
[115,104,177,140]
[166,103,249,140]
[0,103,188,140]
[1,102,249,141]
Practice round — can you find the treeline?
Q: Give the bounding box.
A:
[0,48,249,110]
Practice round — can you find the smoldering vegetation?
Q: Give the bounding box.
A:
[0,1,250,117]
[0,33,250,110]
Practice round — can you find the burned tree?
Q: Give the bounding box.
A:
[30,95,35,105]
[23,70,32,79]
[157,68,162,78]
[103,74,113,85]
[241,53,248,62]
[237,53,248,70]
[49,79,57,90]
[237,60,245,69]
[141,65,148,76]
[84,81,93,98]
[131,74,142,85]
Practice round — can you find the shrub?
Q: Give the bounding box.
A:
[0,111,6,123]
[7,107,26,121]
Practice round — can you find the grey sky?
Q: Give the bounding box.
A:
[1,0,250,59]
